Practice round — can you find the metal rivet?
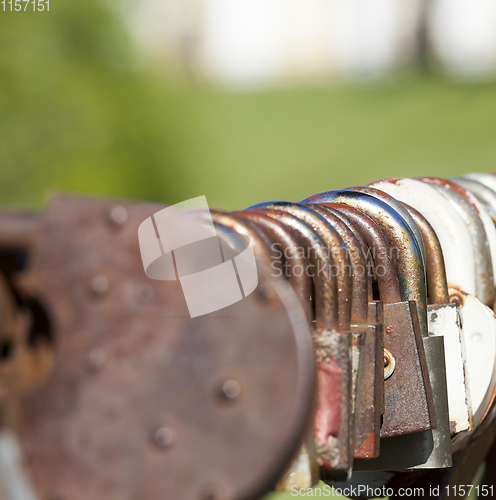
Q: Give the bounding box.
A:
[222,379,241,399]
[259,282,276,300]
[91,275,109,295]
[137,284,154,302]
[155,427,174,448]
[384,348,395,380]
[110,205,128,225]
[89,348,107,366]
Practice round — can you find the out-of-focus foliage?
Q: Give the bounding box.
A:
[1,0,496,216]
[0,0,190,207]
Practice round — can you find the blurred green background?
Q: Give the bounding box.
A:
[0,2,494,498]
[1,0,495,215]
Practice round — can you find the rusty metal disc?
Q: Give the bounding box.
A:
[14,196,314,500]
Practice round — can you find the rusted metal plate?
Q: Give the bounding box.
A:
[350,323,379,459]
[11,195,314,500]
[351,303,383,459]
[381,301,433,437]
[307,204,379,460]
[355,336,452,472]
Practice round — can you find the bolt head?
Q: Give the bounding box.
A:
[155,427,174,448]
[89,348,107,367]
[383,348,395,380]
[222,379,241,399]
[91,275,109,295]
[110,205,128,225]
[259,282,276,300]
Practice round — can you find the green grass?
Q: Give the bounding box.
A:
[3,68,496,212]
[157,77,496,211]
[1,1,496,212]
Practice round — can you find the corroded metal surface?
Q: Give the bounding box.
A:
[304,192,434,439]
[380,300,434,437]
[344,185,427,271]
[404,204,471,435]
[250,202,351,332]
[303,191,428,341]
[231,210,318,490]
[234,211,312,322]
[372,180,495,436]
[370,178,476,301]
[309,206,367,325]
[0,263,53,432]
[401,204,450,306]
[322,204,401,305]
[315,202,433,437]
[245,206,353,476]
[325,207,374,302]
[311,205,381,459]
[0,213,39,250]
[1,172,496,497]
[241,207,353,475]
[355,335,452,472]
[420,181,494,307]
[10,196,315,500]
[248,208,336,331]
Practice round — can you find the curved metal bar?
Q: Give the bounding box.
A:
[233,210,313,323]
[417,178,495,307]
[370,178,477,298]
[401,203,450,306]
[451,177,496,223]
[322,204,402,306]
[302,191,428,338]
[344,185,427,270]
[248,202,351,333]
[247,208,338,332]
[306,205,368,325]
[419,177,496,291]
[210,210,276,276]
[322,208,374,303]
[463,173,496,196]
